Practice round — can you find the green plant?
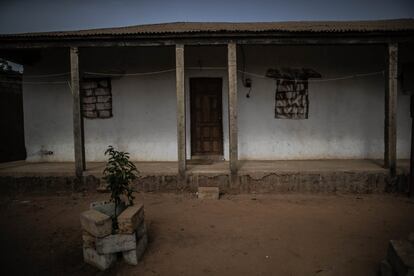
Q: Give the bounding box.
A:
[103,145,139,230]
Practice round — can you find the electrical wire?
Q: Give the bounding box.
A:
[0,68,385,84]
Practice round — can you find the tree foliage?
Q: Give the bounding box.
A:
[0,58,12,72]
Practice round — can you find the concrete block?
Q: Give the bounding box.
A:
[118,203,144,234]
[83,89,94,97]
[90,201,126,218]
[96,233,136,254]
[123,233,148,265]
[81,81,97,90]
[82,230,96,249]
[197,186,219,199]
[83,96,97,104]
[96,102,112,110]
[94,87,110,96]
[84,111,98,118]
[82,104,96,112]
[98,80,109,88]
[97,95,111,103]
[80,209,112,238]
[83,246,116,271]
[380,259,396,276]
[387,240,414,276]
[136,222,147,240]
[98,110,112,118]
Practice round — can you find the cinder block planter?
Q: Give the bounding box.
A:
[380,233,414,276]
[80,201,148,271]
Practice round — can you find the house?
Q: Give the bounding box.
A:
[0,20,413,193]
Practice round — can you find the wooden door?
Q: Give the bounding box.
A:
[190,78,223,158]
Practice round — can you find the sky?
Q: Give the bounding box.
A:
[0,0,413,34]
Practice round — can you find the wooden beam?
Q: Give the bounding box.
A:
[384,43,398,176]
[228,43,238,174]
[175,44,186,177]
[70,47,85,177]
[1,33,414,49]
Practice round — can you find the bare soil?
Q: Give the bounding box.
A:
[0,192,413,276]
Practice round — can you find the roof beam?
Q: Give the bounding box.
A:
[1,34,414,49]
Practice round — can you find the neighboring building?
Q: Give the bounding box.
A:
[0,69,26,162]
[0,20,413,183]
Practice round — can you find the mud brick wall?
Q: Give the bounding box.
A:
[81,78,112,119]
[275,79,309,119]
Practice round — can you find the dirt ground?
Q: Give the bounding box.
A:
[0,192,413,276]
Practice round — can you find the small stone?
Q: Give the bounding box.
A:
[123,233,148,265]
[379,259,395,276]
[80,209,112,238]
[83,246,116,271]
[118,203,144,234]
[387,240,414,276]
[197,187,219,200]
[96,233,136,254]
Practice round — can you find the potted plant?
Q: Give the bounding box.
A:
[80,146,147,270]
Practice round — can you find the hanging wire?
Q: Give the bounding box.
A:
[24,72,70,78]
[84,68,176,77]
[0,67,385,84]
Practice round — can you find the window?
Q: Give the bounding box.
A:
[266,68,321,119]
[80,78,112,119]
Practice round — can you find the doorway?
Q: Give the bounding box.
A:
[190,78,224,160]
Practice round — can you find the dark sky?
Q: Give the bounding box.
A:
[0,0,413,34]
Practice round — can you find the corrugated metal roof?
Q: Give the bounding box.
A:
[2,19,414,38]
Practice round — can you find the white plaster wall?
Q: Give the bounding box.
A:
[81,47,177,161]
[24,47,178,161]
[238,45,411,159]
[22,45,412,162]
[23,49,74,161]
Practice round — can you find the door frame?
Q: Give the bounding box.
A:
[189,77,224,160]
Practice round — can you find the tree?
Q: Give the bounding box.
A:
[0,58,12,72]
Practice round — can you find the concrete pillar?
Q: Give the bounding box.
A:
[227,43,238,174]
[384,43,398,177]
[70,47,85,177]
[175,44,186,178]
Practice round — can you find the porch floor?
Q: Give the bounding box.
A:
[0,159,409,177]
